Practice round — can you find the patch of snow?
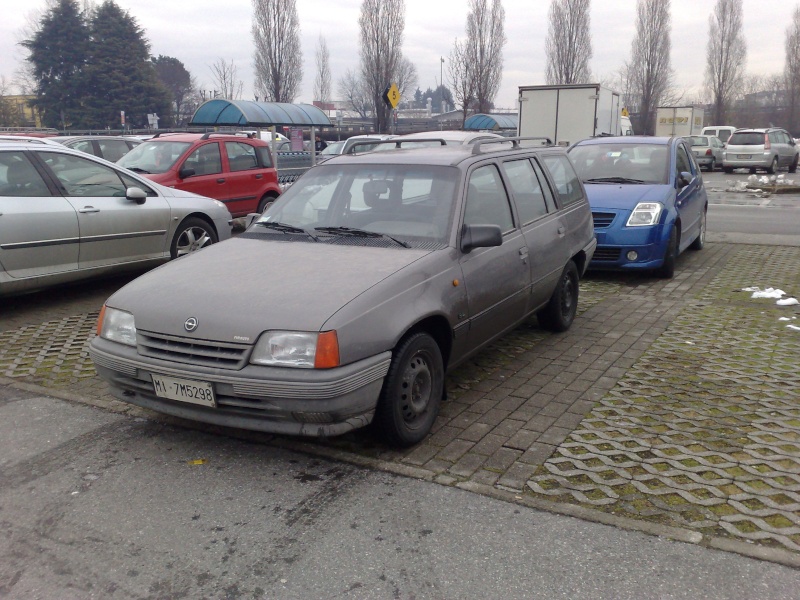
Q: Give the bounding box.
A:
[742,287,786,299]
[787,325,800,332]
[776,297,799,306]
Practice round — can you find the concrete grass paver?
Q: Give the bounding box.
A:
[1,242,799,562]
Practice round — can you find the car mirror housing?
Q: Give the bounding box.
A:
[678,172,692,188]
[126,186,147,204]
[178,167,196,179]
[460,223,503,252]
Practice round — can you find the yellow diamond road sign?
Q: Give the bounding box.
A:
[383,83,400,109]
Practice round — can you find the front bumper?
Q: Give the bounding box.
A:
[89,337,391,437]
[588,219,668,270]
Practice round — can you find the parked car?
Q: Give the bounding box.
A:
[722,128,799,174]
[89,138,596,447]
[52,135,141,162]
[0,141,232,297]
[686,135,724,171]
[701,125,737,145]
[568,136,707,278]
[384,130,504,148]
[117,132,282,216]
[316,134,397,163]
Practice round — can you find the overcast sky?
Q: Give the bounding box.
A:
[1,0,797,110]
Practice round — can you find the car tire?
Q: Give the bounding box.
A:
[766,157,778,174]
[708,158,716,172]
[170,217,218,259]
[656,225,677,279]
[257,194,278,213]
[723,167,733,174]
[374,332,444,447]
[689,208,706,251]
[790,155,798,174]
[537,261,579,332]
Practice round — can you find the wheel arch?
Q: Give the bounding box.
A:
[402,315,453,369]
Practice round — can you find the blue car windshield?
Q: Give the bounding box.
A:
[260,164,459,246]
[569,143,669,185]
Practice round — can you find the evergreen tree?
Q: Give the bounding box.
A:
[153,55,194,127]
[82,1,171,129]
[21,0,90,129]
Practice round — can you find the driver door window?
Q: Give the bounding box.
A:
[183,143,222,176]
[464,165,514,232]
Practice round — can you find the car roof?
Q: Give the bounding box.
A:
[0,135,62,145]
[394,130,503,143]
[574,135,671,146]
[55,135,141,142]
[145,132,265,144]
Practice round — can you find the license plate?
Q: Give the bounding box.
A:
[152,374,216,407]
[737,154,751,159]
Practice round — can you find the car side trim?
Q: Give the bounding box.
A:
[80,230,167,243]
[1,236,80,250]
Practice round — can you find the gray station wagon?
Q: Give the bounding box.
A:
[90,138,597,446]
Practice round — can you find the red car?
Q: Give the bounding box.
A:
[117,132,281,216]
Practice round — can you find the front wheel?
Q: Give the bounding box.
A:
[537,261,579,332]
[655,225,677,279]
[790,155,798,174]
[689,209,706,250]
[374,332,444,447]
[257,194,277,213]
[170,217,218,259]
[707,158,716,172]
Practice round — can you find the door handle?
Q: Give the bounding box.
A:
[216,178,226,184]
[519,247,528,262]
[79,207,100,213]
[254,174,263,179]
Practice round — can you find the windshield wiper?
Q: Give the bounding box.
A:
[127,167,151,174]
[256,221,319,241]
[315,226,410,248]
[584,177,646,184]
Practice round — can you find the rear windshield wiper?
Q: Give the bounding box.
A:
[584,177,646,184]
[315,226,410,248]
[256,221,319,241]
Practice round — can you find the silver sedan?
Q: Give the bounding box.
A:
[0,142,232,296]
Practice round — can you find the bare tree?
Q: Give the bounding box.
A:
[358,0,405,132]
[786,6,800,134]
[395,56,418,101]
[545,0,592,85]
[252,0,302,103]
[448,37,476,125]
[313,34,331,104]
[209,58,244,100]
[336,69,371,119]
[628,0,674,135]
[705,0,746,125]
[465,0,506,114]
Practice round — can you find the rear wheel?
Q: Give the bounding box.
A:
[707,158,716,172]
[656,225,677,279]
[766,157,778,174]
[170,217,217,259]
[723,167,733,174]
[790,155,798,174]
[689,209,706,251]
[257,193,277,213]
[537,261,579,332]
[374,332,444,447]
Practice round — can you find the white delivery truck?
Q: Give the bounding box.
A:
[517,84,622,146]
[655,106,704,137]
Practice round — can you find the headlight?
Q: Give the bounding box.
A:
[98,306,137,346]
[626,202,662,227]
[250,330,339,369]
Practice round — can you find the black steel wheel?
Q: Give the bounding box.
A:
[375,332,444,447]
[537,261,579,332]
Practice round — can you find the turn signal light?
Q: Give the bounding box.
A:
[96,305,106,336]
[314,330,340,369]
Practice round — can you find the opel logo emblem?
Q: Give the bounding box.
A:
[184,317,198,332]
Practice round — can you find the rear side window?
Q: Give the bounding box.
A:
[541,154,584,207]
[71,140,95,155]
[729,132,765,146]
[255,147,273,168]
[502,158,548,224]
[0,151,52,197]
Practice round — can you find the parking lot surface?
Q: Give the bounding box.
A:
[1,241,799,563]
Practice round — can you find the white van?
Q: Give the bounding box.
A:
[621,115,634,136]
[702,126,737,144]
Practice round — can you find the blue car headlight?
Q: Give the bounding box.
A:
[626,202,663,227]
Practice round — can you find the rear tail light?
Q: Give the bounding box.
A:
[764,134,771,149]
[705,149,712,156]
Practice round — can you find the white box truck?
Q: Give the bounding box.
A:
[655,106,704,137]
[517,84,621,146]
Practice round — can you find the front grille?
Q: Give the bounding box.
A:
[592,246,622,261]
[592,212,616,228]
[137,330,250,370]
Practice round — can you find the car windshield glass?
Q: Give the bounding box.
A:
[688,136,708,146]
[257,163,459,246]
[728,132,764,146]
[117,141,191,174]
[568,143,669,185]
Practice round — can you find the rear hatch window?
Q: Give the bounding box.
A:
[728,132,764,146]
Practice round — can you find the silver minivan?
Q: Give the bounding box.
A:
[723,128,799,174]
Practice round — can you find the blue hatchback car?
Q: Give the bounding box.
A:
[568,136,708,278]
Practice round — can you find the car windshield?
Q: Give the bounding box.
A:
[568,143,669,185]
[728,132,765,146]
[688,136,709,146]
[320,141,345,155]
[117,141,191,174]
[256,163,459,247]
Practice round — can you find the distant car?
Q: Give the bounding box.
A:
[316,134,396,163]
[386,130,504,148]
[89,137,596,447]
[568,136,707,278]
[722,128,799,174]
[0,141,232,297]
[117,132,282,215]
[701,126,737,145]
[51,135,141,162]
[686,135,724,171]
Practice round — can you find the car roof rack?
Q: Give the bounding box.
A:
[470,136,553,154]
[348,138,448,154]
[199,131,255,140]
[150,132,186,139]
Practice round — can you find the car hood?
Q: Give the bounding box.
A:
[584,183,672,211]
[106,237,431,342]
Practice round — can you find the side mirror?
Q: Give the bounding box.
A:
[178,167,196,179]
[126,186,147,204]
[461,223,503,252]
[678,171,692,188]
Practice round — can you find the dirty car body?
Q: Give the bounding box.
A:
[90,139,596,446]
